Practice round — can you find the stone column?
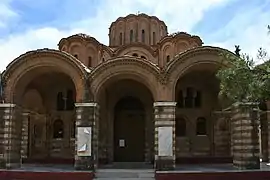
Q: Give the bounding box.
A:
[20,112,30,160]
[74,102,99,171]
[231,102,260,170]
[0,104,21,169]
[154,101,176,170]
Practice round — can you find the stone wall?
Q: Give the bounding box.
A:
[231,103,260,169]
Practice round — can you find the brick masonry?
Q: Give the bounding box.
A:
[0,104,22,169]
[231,103,260,170]
[74,102,99,171]
[154,101,176,171]
[20,112,29,159]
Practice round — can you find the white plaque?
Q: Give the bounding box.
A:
[119,139,125,147]
[77,127,92,156]
[158,127,173,156]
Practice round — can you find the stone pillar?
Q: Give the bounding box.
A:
[0,104,21,169]
[231,102,260,170]
[260,110,268,162]
[74,102,99,171]
[20,112,29,160]
[154,101,176,171]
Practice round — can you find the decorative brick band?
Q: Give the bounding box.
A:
[231,103,260,170]
[154,101,176,171]
[0,104,22,169]
[20,112,29,159]
[74,102,99,171]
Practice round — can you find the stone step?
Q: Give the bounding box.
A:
[95,169,155,179]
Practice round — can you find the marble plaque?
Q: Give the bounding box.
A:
[158,127,173,156]
[77,127,92,156]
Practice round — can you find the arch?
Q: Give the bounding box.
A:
[165,46,235,99]
[3,49,88,103]
[115,43,156,57]
[89,57,160,100]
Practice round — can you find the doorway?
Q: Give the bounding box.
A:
[114,96,145,162]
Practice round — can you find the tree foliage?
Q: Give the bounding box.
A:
[216,51,270,104]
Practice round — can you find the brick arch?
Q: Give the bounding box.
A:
[89,57,161,101]
[165,46,235,100]
[3,49,88,103]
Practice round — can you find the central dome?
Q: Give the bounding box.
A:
[109,13,168,47]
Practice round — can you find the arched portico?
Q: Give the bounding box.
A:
[0,49,88,169]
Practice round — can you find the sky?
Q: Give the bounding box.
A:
[0,0,269,71]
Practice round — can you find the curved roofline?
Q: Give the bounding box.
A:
[109,13,167,31]
[58,33,102,50]
[3,48,89,79]
[114,42,157,57]
[165,46,236,73]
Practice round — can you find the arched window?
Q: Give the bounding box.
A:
[196,117,207,135]
[88,56,92,67]
[66,89,74,110]
[119,32,123,45]
[53,119,64,138]
[176,117,186,137]
[177,90,184,108]
[57,92,64,111]
[152,32,156,44]
[74,54,78,59]
[130,30,134,42]
[141,56,146,59]
[194,91,202,108]
[142,29,145,43]
[185,87,194,108]
[166,55,170,62]
[132,53,138,57]
[102,58,105,62]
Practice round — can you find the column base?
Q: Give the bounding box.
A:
[74,156,94,171]
[155,157,175,171]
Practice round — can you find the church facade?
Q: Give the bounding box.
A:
[0,13,263,171]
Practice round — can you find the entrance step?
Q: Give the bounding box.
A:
[94,169,155,179]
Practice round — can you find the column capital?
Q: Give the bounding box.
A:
[75,102,99,107]
[153,101,176,107]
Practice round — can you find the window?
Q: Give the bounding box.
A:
[53,119,64,138]
[130,30,134,42]
[88,56,92,67]
[185,87,194,108]
[177,90,184,108]
[66,89,74,110]
[196,117,207,135]
[74,54,78,58]
[57,92,64,111]
[141,56,146,59]
[132,53,138,57]
[142,29,145,42]
[166,55,170,62]
[102,58,105,62]
[152,32,156,44]
[194,91,201,108]
[119,32,123,45]
[176,118,186,137]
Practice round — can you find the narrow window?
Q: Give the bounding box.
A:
[53,119,64,138]
[194,91,202,108]
[196,117,207,135]
[166,55,170,62]
[177,90,184,108]
[142,29,145,43]
[176,118,186,137]
[132,53,138,57]
[66,89,74,111]
[152,32,156,44]
[185,87,194,108]
[74,54,78,59]
[88,56,92,67]
[57,92,64,111]
[141,56,146,59]
[130,30,134,42]
[119,32,123,45]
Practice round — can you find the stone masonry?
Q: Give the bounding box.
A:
[20,112,29,159]
[74,102,99,171]
[231,103,260,169]
[154,101,176,171]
